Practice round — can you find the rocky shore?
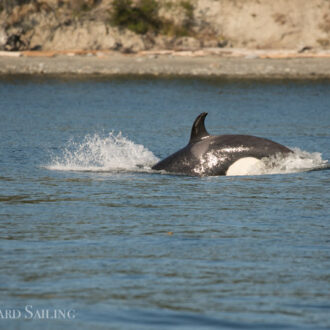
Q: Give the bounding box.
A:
[1,49,330,79]
[1,0,330,78]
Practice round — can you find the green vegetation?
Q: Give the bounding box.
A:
[180,1,194,24]
[109,0,161,35]
[109,0,195,36]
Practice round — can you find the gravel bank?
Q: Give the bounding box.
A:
[1,52,330,79]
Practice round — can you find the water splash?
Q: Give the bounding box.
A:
[230,148,328,176]
[46,132,159,172]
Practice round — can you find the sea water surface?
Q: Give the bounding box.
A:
[0,76,329,329]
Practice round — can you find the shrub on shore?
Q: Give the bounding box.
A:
[109,0,161,35]
[109,0,195,36]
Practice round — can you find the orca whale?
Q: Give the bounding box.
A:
[152,112,292,176]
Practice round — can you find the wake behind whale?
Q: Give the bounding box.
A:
[46,130,328,177]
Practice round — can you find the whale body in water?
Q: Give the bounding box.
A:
[152,112,292,176]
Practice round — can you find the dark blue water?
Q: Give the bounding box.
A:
[0,76,329,329]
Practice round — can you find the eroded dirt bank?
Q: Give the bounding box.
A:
[1,0,330,53]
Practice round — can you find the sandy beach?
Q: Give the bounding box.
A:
[1,50,330,79]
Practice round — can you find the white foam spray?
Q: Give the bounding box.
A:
[46,132,159,173]
[227,148,328,176]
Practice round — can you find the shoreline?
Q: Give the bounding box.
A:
[1,50,330,79]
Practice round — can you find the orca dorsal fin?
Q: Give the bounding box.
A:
[189,112,210,143]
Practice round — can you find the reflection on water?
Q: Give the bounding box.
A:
[0,77,329,329]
